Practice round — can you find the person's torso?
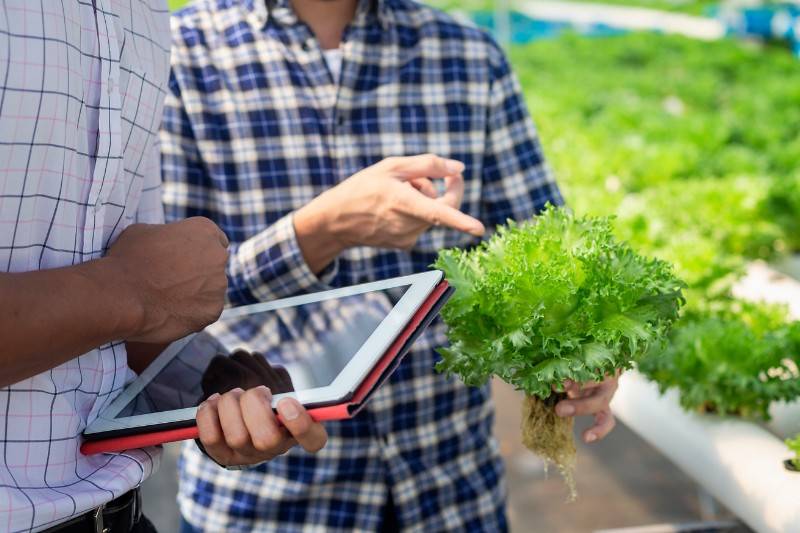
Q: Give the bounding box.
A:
[168,0,497,287]
[166,0,509,440]
[170,5,509,530]
[0,1,170,531]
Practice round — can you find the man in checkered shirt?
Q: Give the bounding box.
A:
[162,0,621,531]
[0,2,331,532]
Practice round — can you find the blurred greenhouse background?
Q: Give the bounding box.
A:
[149,1,800,531]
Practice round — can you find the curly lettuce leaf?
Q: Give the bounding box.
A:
[434,205,686,399]
[638,305,800,420]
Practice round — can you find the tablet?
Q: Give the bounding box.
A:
[81,270,446,452]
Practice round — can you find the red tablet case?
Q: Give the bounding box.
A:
[81,281,451,455]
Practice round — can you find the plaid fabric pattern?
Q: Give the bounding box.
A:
[161,0,562,531]
[0,1,170,531]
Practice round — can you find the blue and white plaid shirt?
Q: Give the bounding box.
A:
[161,0,562,530]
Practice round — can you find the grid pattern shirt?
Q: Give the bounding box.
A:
[162,0,563,531]
[0,1,170,531]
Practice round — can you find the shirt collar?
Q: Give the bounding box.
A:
[242,0,387,31]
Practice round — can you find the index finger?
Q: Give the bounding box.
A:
[385,153,465,181]
[401,191,485,237]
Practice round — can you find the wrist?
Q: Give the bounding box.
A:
[294,201,347,274]
[83,256,147,340]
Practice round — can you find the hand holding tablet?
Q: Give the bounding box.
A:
[194,351,326,468]
[196,384,327,468]
[81,271,452,456]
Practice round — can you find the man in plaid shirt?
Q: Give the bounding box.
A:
[0,2,330,531]
[162,0,621,530]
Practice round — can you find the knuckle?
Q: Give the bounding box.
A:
[226,430,250,450]
[240,387,269,409]
[221,390,241,405]
[199,428,221,447]
[216,451,236,467]
[288,416,313,438]
[252,429,283,453]
[187,216,208,229]
[241,388,259,404]
[381,156,399,169]
[218,391,241,413]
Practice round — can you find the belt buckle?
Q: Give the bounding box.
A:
[93,503,108,533]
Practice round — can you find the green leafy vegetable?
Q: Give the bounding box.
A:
[764,173,800,252]
[787,434,800,470]
[509,32,800,421]
[434,205,685,496]
[638,306,800,419]
[434,205,686,399]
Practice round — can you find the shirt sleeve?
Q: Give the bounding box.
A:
[160,62,337,307]
[480,40,563,228]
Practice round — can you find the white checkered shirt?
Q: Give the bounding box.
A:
[0,1,170,531]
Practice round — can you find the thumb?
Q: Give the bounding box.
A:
[436,175,465,210]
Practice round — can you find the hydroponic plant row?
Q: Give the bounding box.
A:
[511,31,800,425]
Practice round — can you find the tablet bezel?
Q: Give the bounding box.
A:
[83,270,442,437]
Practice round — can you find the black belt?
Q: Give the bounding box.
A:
[43,487,142,533]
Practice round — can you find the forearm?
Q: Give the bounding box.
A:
[294,202,345,274]
[0,259,140,387]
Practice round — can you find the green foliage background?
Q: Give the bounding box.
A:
[516,32,800,416]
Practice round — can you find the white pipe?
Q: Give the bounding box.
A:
[611,371,800,533]
[733,260,800,320]
[769,401,800,440]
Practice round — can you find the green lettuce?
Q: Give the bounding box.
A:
[434,205,686,399]
[638,305,800,419]
[787,434,800,470]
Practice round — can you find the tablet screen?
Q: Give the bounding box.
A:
[116,285,409,418]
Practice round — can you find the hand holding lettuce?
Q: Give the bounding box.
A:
[434,206,685,496]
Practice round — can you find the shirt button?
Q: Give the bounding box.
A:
[301,40,311,52]
[337,115,345,127]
